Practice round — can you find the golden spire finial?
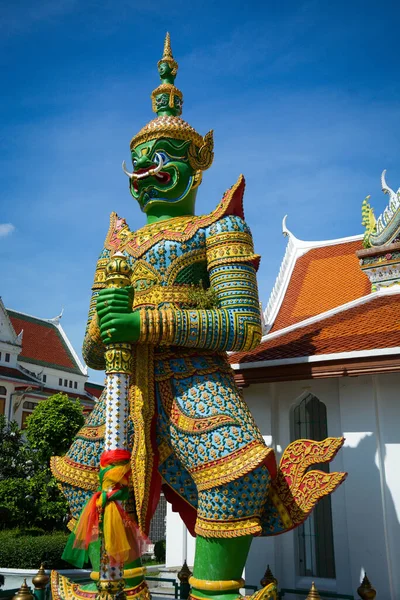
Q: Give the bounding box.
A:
[32,564,50,590]
[357,573,376,600]
[158,32,178,77]
[260,565,277,588]
[163,32,173,60]
[12,579,34,600]
[306,582,321,600]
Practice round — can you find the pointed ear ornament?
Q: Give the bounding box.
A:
[192,169,203,189]
[188,130,214,171]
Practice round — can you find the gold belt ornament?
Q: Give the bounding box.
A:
[132,284,193,308]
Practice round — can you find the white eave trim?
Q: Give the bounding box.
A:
[231,286,400,369]
[0,298,21,345]
[57,323,88,376]
[263,217,363,332]
[231,346,400,370]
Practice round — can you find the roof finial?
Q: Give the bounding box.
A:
[48,307,64,326]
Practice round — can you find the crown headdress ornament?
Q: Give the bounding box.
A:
[157,32,178,76]
[130,33,214,172]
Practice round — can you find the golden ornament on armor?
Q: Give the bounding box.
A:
[95,578,126,600]
[105,251,132,289]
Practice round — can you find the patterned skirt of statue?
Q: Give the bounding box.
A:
[52,345,346,542]
[51,346,280,540]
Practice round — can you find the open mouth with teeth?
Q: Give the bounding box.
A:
[131,167,171,192]
[123,148,195,209]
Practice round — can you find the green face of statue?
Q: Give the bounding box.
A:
[158,61,172,79]
[129,138,197,213]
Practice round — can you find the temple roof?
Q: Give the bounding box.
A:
[264,219,369,332]
[230,219,400,377]
[85,381,104,399]
[40,386,93,403]
[0,364,41,384]
[7,309,87,376]
[232,289,400,367]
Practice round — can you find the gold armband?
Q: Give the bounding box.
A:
[138,308,175,345]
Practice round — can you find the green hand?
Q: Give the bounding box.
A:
[96,288,141,344]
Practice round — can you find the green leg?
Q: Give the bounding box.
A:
[124,557,145,588]
[192,535,253,600]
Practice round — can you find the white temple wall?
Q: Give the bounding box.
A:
[165,502,196,568]
[164,372,400,599]
[0,380,16,421]
[16,361,88,394]
[245,378,351,594]
[242,384,275,586]
[337,376,387,597]
[372,373,400,599]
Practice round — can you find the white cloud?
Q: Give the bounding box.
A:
[0,224,15,237]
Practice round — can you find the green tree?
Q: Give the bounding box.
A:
[0,415,34,480]
[25,393,84,461]
[0,394,85,529]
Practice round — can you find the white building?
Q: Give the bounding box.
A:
[167,174,400,600]
[0,298,97,426]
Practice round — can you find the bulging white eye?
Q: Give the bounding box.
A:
[154,152,168,165]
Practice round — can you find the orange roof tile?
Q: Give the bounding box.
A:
[233,294,400,364]
[271,240,371,331]
[8,311,81,374]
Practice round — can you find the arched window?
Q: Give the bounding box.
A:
[292,393,336,579]
[0,386,6,415]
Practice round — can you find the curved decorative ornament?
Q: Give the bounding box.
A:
[362,169,400,248]
[188,130,214,171]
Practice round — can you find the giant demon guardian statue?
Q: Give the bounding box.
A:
[51,34,346,600]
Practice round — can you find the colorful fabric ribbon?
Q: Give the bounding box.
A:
[62,450,147,569]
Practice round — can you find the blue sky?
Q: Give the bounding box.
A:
[1,0,400,382]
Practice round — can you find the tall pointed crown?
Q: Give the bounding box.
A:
[157,32,178,77]
[130,34,214,172]
[151,31,182,118]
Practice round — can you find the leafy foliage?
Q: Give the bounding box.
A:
[0,415,34,480]
[0,529,69,569]
[153,539,166,563]
[25,393,84,461]
[0,394,84,530]
[187,281,218,309]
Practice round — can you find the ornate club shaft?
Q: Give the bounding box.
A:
[99,252,133,593]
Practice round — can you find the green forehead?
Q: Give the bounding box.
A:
[131,138,190,157]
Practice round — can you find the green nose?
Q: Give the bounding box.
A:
[135,155,155,170]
